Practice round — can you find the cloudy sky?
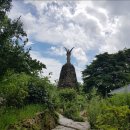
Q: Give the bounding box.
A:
[8,0,130,82]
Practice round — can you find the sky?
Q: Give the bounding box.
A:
[8,0,130,83]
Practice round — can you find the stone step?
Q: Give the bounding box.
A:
[52,114,90,130]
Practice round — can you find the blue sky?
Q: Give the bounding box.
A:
[8,0,130,82]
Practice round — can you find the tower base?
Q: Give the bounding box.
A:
[58,63,78,88]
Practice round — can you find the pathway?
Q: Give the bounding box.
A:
[52,114,90,130]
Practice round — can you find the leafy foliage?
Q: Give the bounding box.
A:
[96,106,130,130]
[59,88,77,102]
[0,71,30,107]
[27,77,55,110]
[27,79,49,104]
[82,49,130,96]
[108,93,130,107]
[86,90,130,129]
[86,89,107,127]
[57,88,86,121]
[0,0,45,77]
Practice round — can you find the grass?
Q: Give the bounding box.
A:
[0,104,45,130]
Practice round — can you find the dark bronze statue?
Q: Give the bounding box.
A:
[64,47,74,64]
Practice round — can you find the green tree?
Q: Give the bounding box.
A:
[82,49,130,96]
[0,0,46,77]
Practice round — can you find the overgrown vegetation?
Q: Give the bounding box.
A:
[0,1,57,129]
[0,104,44,130]
[86,89,130,129]
[1,1,130,130]
[82,49,130,96]
[57,88,86,122]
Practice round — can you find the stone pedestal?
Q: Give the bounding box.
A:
[58,63,78,88]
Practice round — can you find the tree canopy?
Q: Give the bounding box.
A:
[0,0,46,77]
[82,49,130,96]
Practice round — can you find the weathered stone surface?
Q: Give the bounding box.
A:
[58,63,78,88]
[52,114,90,130]
[58,47,78,88]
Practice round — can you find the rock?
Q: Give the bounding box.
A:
[58,63,78,88]
[53,125,75,130]
[52,114,90,130]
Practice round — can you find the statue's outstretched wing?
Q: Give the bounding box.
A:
[64,47,68,52]
[70,47,74,52]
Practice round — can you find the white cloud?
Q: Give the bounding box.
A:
[8,0,130,82]
[30,51,62,82]
[72,48,88,65]
[50,46,65,56]
[9,1,120,53]
[9,1,130,54]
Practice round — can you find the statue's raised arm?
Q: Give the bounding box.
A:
[64,47,74,64]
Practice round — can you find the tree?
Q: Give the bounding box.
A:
[82,49,130,96]
[0,0,46,77]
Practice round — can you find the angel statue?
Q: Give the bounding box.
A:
[64,47,74,64]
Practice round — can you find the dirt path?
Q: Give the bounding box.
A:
[52,114,90,130]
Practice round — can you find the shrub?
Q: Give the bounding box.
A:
[86,92,130,129]
[63,103,84,122]
[86,95,107,127]
[0,72,30,107]
[27,81,48,104]
[76,94,87,111]
[108,93,130,107]
[27,76,55,110]
[59,88,77,102]
[86,88,108,127]
[58,88,85,121]
[96,106,130,130]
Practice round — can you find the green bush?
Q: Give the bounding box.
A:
[27,78,48,104]
[59,88,77,102]
[57,88,85,121]
[76,94,87,111]
[27,77,55,110]
[63,103,84,122]
[86,95,107,127]
[0,72,30,107]
[86,91,130,129]
[96,106,130,130]
[0,71,56,110]
[108,93,130,107]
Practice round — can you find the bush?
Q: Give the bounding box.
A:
[86,91,130,129]
[59,88,77,102]
[96,106,130,130]
[27,77,55,110]
[86,95,107,127]
[108,93,130,107]
[0,72,30,107]
[27,79,48,104]
[0,71,55,109]
[57,88,85,121]
[63,103,84,122]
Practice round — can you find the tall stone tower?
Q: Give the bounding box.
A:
[58,47,78,88]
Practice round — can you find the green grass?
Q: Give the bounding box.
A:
[0,104,45,130]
